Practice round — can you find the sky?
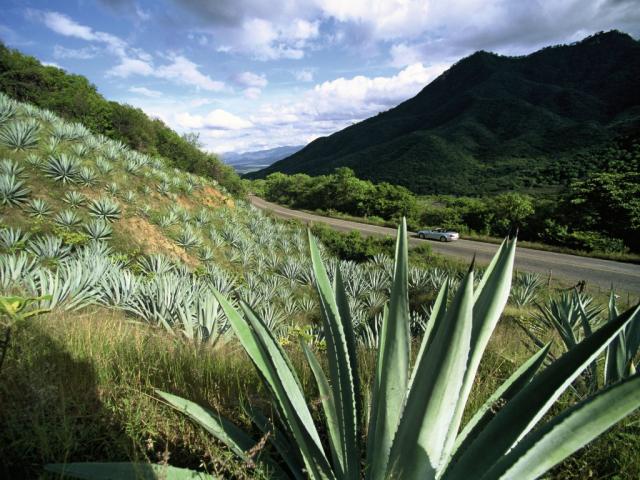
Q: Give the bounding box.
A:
[1,1,639,155]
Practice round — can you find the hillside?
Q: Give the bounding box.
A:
[222,145,303,173]
[250,31,640,195]
[0,43,243,194]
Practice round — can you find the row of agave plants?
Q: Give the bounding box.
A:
[1,201,465,348]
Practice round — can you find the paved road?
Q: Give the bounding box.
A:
[249,195,640,293]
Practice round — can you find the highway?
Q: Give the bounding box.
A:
[249,195,640,293]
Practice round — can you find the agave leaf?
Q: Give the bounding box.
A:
[300,339,342,475]
[366,219,411,480]
[451,344,550,461]
[481,373,640,480]
[443,304,640,479]
[156,390,256,461]
[243,404,306,480]
[45,462,215,479]
[309,232,360,479]
[441,238,516,467]
[387,265,473,479]
[214,291,334,479]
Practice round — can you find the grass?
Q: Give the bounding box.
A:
[1,305,638,478]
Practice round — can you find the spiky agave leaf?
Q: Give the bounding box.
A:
[83,220,113,241]
[0,174,30,206]
[63,190,86,208]
[26,235,72,262]
[88,197,121,222]
[24,198,52,218]
[54,209,83,229]
[0,119,40,151]
[0,159,25,177]
[43,153,81,184]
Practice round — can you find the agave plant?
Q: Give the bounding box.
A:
[123,190,136,203]
[77,166,98,187]
[27,235,72,262]
[24,198,52,218]
[25,153,42,167]
[71,143,89,157]
[105,182,119,196]
[96,158,114,175]
[0,227,31,251]
[156,181,170,196]
[0,252,37,291]
[83,220,113,241]
[63,191,86,208]
[0,93,18,125]
[54,209,82,229]
[174,227,201,250]
[604,291,640,385]
[509,272,543,308]
[0,174,30,206]
[0,159,25,178]
[43,153,81,184]
[88,197,121,222]
[137,254,175,276]
[0,120,40,151]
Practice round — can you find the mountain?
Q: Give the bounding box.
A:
[222,145,303,173]
[249,31,640,195]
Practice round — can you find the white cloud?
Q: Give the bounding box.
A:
[156,55,225,91]
[295,69,314,82]
[243,87,262,99]
[234,71,268,88]
[108,56,154,77]
[129,86,163,98]
[53,45,99,60]
[108,54,225,91]
[175,109,253,130]
[30,10,127,55]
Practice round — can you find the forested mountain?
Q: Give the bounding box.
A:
[249,31,640,195]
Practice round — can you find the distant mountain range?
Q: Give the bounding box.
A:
[222,145,303,173]
[248,31,640,195]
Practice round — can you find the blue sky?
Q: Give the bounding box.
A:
[2,1,639,154]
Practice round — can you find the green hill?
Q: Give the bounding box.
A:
[249,31,640,194]
[0,43,243,195]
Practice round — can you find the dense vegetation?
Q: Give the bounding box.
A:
[249,31,640,196]
[0,43,244,195]
[251,144,640,255]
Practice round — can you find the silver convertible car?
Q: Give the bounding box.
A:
[416,228,460,242]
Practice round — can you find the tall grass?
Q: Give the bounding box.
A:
[1,306,638,478]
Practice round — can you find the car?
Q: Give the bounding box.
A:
[417,228,460,242]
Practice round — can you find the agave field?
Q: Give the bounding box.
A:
[0,91,639,479]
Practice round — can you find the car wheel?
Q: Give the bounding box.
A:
[419,233,425,239]
[440,236,447,242]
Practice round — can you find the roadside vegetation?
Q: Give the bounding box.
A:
[249,151,640,260]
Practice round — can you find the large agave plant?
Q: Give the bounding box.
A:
[0,174,30,206]
[0,93,18,125]
[0,120,40,151]
[24,198,52,218]
[88,197,121,222]
[49,222,640,479]
[43,153,81,184]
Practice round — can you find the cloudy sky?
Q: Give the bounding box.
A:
[2,1,639,154]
